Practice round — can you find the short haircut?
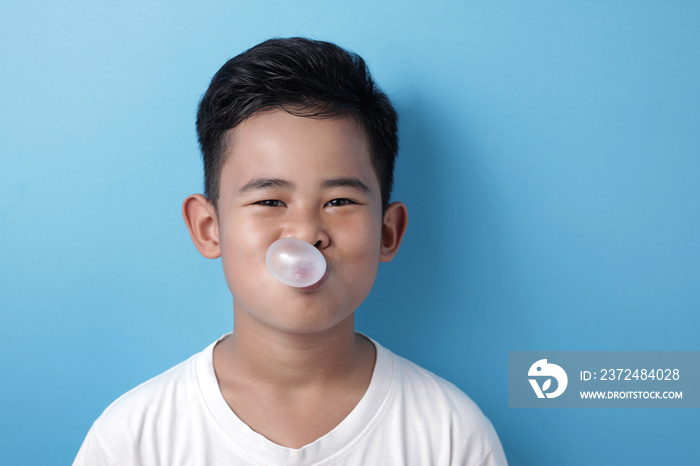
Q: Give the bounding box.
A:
[196,37,398,213]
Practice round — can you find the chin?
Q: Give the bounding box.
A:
[261,306,355,336]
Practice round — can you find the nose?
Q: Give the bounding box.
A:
[281,205,330,250]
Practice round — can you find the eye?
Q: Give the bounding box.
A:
[255,199,286,207]
[325,198,356,207]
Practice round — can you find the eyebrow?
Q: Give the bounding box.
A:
[322,177,370,193]
[238,178,292,194]
[238,177,370,195]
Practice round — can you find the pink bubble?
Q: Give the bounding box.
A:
[266,238,327,288]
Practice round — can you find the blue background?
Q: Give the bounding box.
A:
[2,1,698,464]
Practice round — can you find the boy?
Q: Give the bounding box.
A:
[74,37,507,465]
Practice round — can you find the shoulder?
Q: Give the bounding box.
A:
[97,352,199,428]
[387,346,487,423]
[77,351,202,464]
[373,342,508,465]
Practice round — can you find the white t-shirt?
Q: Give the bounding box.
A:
[74,336,507,465]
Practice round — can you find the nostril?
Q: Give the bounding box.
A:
[314,240,322,248]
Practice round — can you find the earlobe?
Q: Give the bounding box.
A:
[182,194,221,259]
[379,201,408,262]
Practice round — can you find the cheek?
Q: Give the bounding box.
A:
[219,220,277,295]
[336,219,382,281]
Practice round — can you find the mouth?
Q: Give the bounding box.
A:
[298,268,329,292]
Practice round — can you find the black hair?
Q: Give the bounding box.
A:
[196,37,398,213]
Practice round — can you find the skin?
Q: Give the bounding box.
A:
[182,109,408,448]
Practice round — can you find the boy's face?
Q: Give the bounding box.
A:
[207,110,404,335]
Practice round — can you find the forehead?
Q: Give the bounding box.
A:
[220,110,378,193]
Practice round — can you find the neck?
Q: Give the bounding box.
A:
[214,310,374,391]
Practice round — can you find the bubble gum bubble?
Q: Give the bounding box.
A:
[265,238,327,288]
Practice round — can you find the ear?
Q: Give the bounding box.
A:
[379,201,408,262]
[182,194,221,259]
